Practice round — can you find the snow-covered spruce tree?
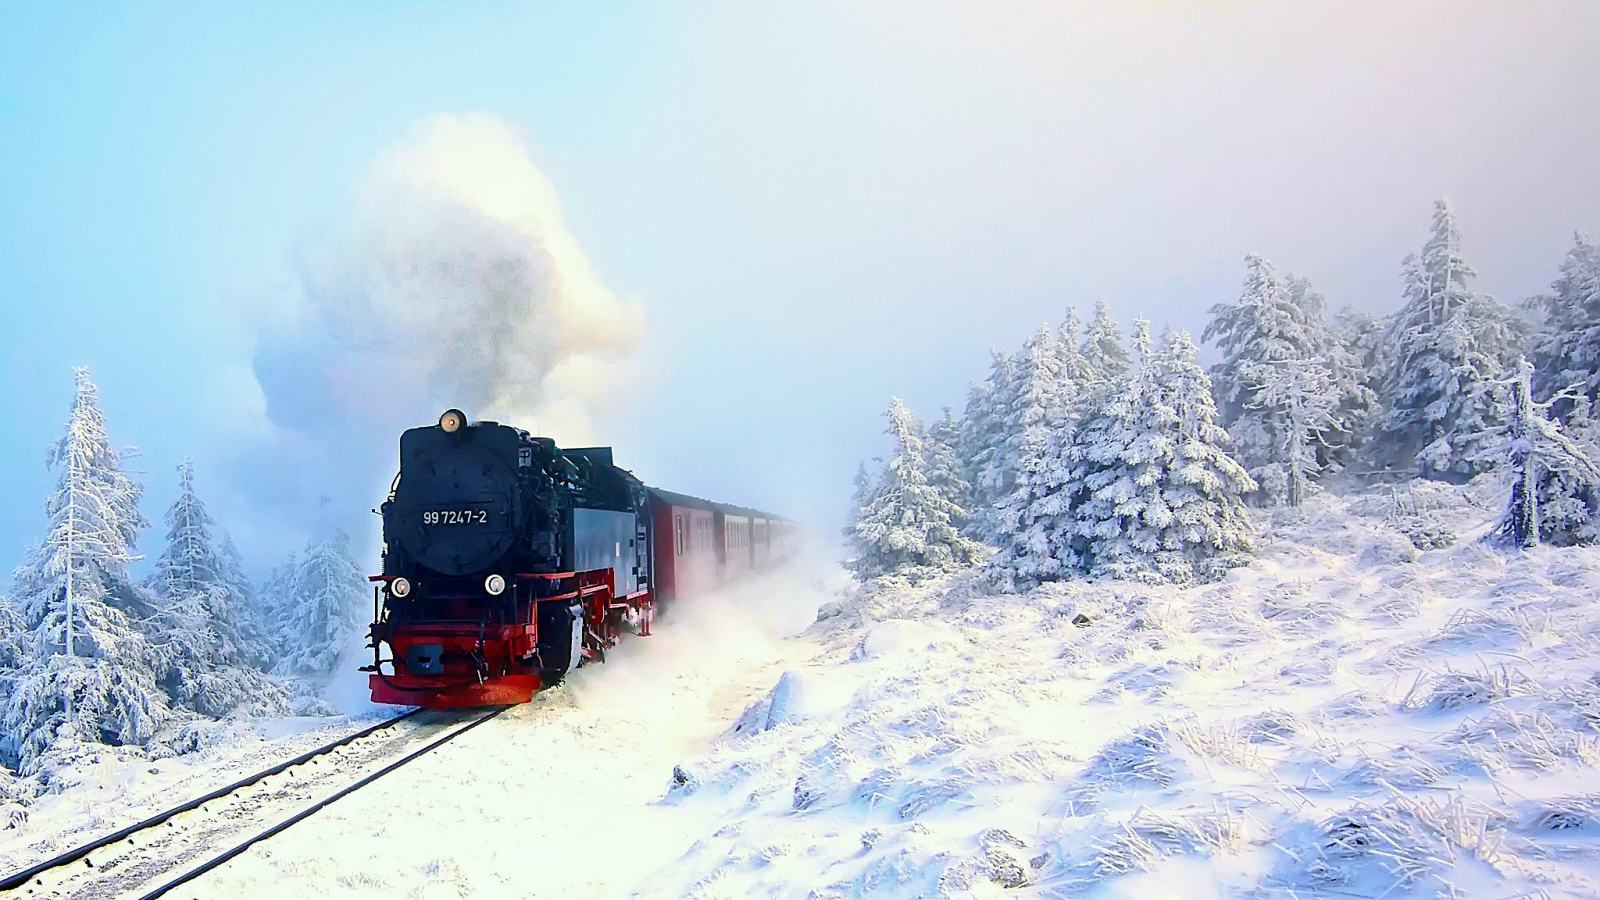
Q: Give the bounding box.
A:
[988,323,1092,588]
[1000,326,1074,471]
[271,533,370,678]
[1248,357,1338,506]
[1332,306,1386,399]
[1528,232,1600,403]
[1203,257,1373,503]
[217,532,276,664]
[1069,324,1255,584]
[1376,200,1527,480]
[1484,360,1600,547]
[3,369,167,773]
[841,461,876,551]
[1286,274,1379,463]
[1056,307,1093,384]
[144,461,287,717]
[959,349,1015,539]
[923,408,972,528]
[987,397,1083,590]
[1080,300,1131,383]
[847,399,979,581]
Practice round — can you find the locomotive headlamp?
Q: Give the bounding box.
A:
[390,577,412,598]
[439,409,466,433]
[484,573,507,596]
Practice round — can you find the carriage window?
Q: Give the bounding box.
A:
[675,515,685,556]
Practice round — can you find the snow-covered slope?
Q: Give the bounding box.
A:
[648,481,1600,899]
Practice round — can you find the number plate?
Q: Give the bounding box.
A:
[422,509,489,526]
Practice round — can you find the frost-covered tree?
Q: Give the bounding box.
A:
[1376,200,1527,480]
[272,534,370,677]
[1068,324,1255,584]
[987,317,1097,585]
[1249,358,1338,506]
[1056,307,1092,384]
[960,349,1015,536]
[988,401,1083,589]
[1204,257,1374,502]
[1332,306,1385,399]
[144,461,287,717]
[841,462,875,550]
[1529,233,1600,403]
[967,325,1079,542]
[1080,300,1131,383]
[1483,360,1600,547]
[3,369,167,773]
[216,532,275,663]
[847,399,980,580]
[923,408,972,526]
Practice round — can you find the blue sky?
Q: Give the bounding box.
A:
[2,2,1598,576]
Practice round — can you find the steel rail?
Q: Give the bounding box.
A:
[0,707,424,893]
[135,704,511,900]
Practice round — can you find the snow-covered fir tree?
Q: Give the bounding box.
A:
[3,369,167,773]
[1285,274,1378,464]
[1080,300,1131,383]
[271,533,370,677]
[217,532,276,664]
[988,320,1093,587]
[988,397,1082,589]
[923,408,972,527]
[961,350,1017,540]
[1069,324,1255,584]
[1482,360,1600,547]
[1376,200,1527,480]
[841,462,875,550]
[1204,256,1374,503]
[1528,232,1600,403]
[1332,306,1386,403]
[970,324,1080,544]
[847,399,980,581]
[1056,307,1092,384]
[144,461,287,717]
[1249,357,1338,506]
[999,325,1074,482]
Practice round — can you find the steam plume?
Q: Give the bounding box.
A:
[244,113,641,544]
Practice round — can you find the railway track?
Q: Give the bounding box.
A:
[0,705,510,900]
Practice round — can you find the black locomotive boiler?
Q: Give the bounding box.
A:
[367,409,792,707]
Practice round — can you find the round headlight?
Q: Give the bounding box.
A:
[485,573,506,596]
[439,409,466,433]
[390,577,412,598]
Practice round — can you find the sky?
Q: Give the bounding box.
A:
[2,1,1598,576]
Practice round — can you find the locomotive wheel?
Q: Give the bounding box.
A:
[536,601,582,687]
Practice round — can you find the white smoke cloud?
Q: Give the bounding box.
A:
[239,113,642,548]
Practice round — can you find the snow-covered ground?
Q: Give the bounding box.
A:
[0,556,833,899]
[645,481,1600,899]
[8,486,1600,899]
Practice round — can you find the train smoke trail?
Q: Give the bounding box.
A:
[243,113,642,546]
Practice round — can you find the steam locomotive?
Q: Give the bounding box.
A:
[366,409,792,707]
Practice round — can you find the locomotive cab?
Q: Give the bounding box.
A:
[368,411,656,707]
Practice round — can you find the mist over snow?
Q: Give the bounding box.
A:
[235,113,643,555]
